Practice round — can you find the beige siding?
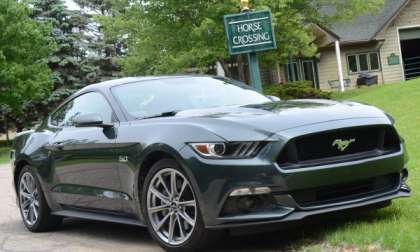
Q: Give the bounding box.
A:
[318,44,384,91]
[0,131,15,141]
[318,48,341,91]
[380,0,420,83]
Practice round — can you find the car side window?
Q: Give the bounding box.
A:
[50,101,73,126]
[50,92,114,127]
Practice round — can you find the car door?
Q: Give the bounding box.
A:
[48,92,125,212]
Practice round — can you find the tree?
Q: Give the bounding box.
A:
[73,0,125,73]
[73,0,116,15]
[99,0,384,80]
[17,0,121,128]
[31,0,99,101]
[0,0,55,132]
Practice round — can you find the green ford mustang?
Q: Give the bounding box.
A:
[10,76,410,251]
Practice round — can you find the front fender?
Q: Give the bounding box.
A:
[128,142,205,223]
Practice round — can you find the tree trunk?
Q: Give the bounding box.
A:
[219,59,232,78]
[15,120,24,133]
[5,117,9,145]
[237,55,247,83]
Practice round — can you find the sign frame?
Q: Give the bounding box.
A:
[224,10,277,56]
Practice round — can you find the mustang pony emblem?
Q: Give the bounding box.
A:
[332,139,356,152]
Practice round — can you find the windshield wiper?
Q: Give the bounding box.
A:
[139,111,179,120]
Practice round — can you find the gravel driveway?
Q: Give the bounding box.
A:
[0,164,163,252]
[0,164,311,252]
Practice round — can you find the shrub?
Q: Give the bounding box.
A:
[0,140,12,148]
[263,81,331,100]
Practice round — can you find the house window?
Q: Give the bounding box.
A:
[286,61,300,82]
[348,55,358,73]
[347,52,380,74]
[370,53,380,70]
[285,59,318,87]
[359,54,369,71]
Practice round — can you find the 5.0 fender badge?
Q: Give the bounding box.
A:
[119,156,129,163]
[332,139,356,152]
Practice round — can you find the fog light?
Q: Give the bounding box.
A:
[229,187,271,197]
[237,196,257,212]
[401,169,408,182]
[401,169,410,192]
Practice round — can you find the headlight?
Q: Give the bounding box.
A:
[190,142,265,159]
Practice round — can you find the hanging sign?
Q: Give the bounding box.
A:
[224,10,276,55]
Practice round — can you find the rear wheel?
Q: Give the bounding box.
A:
[142,159,214,251]
[18,166,62,232]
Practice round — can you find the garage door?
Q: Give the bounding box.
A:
[400,28,420,80]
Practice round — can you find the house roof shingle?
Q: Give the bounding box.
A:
[326,0,409,43]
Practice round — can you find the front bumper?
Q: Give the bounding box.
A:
[209,187,410,229]
[180,140,410,229]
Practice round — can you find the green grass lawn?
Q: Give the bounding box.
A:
[0,147,10,164]
[293,79,420,252]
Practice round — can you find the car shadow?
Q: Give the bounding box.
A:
[39,206,401,251]
[59,218,155,245]
[211,206,402,251]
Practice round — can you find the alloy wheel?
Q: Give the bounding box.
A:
[147,168,197,246]
[19,172,40,226]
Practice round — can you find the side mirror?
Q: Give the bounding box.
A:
[73,113,112,128]
[266,95,281,102]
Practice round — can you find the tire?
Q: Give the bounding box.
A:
[17,165,62,232]
[141,159,216,252]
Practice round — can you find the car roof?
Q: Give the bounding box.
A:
[76,75,214,94]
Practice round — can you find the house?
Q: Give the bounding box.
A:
[267,0,420,91]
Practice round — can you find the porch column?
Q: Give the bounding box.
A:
[334,40,345,92]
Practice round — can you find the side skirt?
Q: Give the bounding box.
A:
[52,210,146,227]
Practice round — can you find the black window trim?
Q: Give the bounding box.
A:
[346,51,382,75]
[48,91,119,129]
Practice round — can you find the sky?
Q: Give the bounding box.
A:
[65,0,79,10]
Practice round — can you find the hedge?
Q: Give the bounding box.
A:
[263,81,331,100]
[0,140,12,148]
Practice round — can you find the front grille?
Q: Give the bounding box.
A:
[277,125,400,169]
[290,174,400,208]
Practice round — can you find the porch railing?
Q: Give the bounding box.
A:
[328,79,351,90]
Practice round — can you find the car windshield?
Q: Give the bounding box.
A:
[111,76,271,118]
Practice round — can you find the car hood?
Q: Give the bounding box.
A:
[174,100,389,140]
[131,100,390,142]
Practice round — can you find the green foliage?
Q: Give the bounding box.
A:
[0,0,54,116]
[0,140,12,148]
[8,0,122,130]
[99,0,384,76]
[263,82,331,100]
[0,147,10,164]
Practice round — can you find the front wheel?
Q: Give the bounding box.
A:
[18,166,62,232]
[142,159,214,252]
